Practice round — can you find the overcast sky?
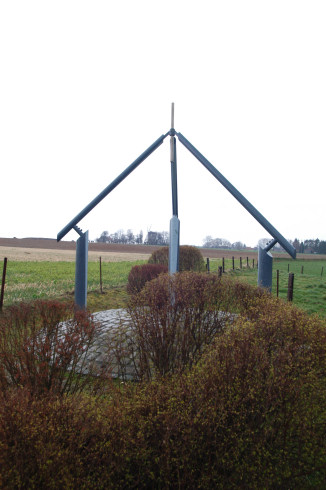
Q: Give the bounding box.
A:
[1,1,325,248]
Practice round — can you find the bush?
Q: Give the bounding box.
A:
[0,300,110,396]
[1,298,326,488]
[126,272,235,380]
[1,282,326,487]
[127,263,168,295]
[148,245,205,272]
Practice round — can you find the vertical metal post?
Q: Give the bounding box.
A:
[169,216,180,274]
[258,246,273,291]
[169,102,180,274]
[75,230,89,309]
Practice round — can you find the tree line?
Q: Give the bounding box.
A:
[202,236,246,250]
[96,229,169,246]
[291,238,326,254]
[95,230,326,254]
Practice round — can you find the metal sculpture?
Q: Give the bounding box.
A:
[57,103,295,308]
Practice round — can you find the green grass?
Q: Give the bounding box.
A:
[2,257,326,318]
[1,260,146,308]
[209,257,326,318]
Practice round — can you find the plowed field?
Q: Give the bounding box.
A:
[0,237,324,262]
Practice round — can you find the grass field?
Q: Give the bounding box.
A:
[0,259,146,310]
[204,257,326,318]
[1,254,326,318]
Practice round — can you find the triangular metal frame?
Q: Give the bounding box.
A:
[58,104,296,308]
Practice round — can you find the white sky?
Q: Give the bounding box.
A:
[1,1,325,248]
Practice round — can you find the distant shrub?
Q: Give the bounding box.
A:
[148,245,205,272]
[127,263,168,295]
[148,246,169,266]
[0,300,110,397]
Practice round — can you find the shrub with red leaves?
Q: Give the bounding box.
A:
[0,300,110,396]
[127,263,168,295]
[127,272,235,380]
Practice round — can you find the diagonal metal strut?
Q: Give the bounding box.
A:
[57,132,169,242]
[177,131,296,259]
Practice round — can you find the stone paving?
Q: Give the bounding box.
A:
[73,308,236,381]
[81,309,137,380]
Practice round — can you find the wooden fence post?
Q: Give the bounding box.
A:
[206,258,210,273]
[0,257,8,311]
[246,256,249,268]
[232,256,234,270]
[321,266,324,277]
[218,266,222,278]
[287,272,294,302]
[240,257,242,269]
[276,269,279,297]
[222,257,225,273]
[252,259,254,269]
[301,265,304,274]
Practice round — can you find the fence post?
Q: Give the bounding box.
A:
[276,269,279,297]
[206,258,210,273]
[218,266,223,277]
[222,257,225,273]
[288,263,290,273]
[240,257,242,269]
[287,273,294,302]
[232,256,234,270]
[252,259,255,269]
[322,266,324,277]
[301,265,304,274]
[100,256,103,293]
[246,257,249,268]
[0,257,8,311]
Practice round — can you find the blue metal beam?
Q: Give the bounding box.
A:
[258,246,273,291]
[170,136,178,217]
[57,133,169,241]
[75,230,88,309]
[177,132,296,259]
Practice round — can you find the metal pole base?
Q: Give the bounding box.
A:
[169,216,180,274]
[75,230,89,309]
[258,245,273,291]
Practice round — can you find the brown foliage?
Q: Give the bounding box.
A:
[127,272,237,380]
[127,263,168,295]
[0,300,110,396]
[1,281,326,487]
[148,245,205,271]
